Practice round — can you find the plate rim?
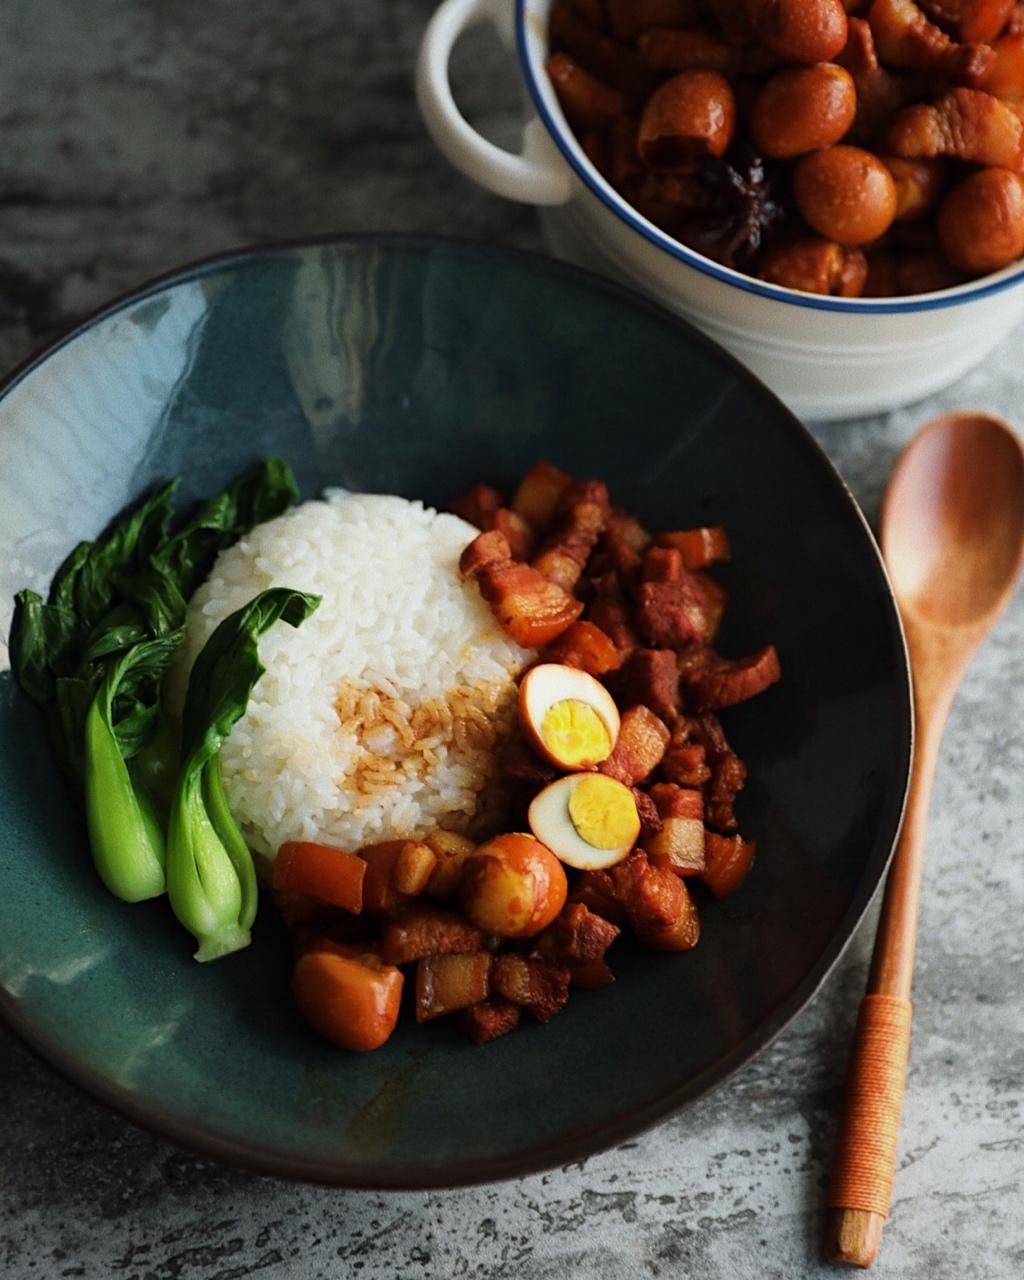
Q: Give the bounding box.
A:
[0,231,913,1189]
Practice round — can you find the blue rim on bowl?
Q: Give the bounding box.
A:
[516,0,1024,315]
[0,234,912,1187]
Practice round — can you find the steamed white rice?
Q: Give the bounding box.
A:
[170,492,532,860]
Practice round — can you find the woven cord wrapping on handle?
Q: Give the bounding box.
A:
[827,994,913,1217]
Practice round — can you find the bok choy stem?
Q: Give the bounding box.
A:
[202,757,258,933]
[83,636,181,901]
[167,770,248,962]
[85,706,166,902]
[167,587,320,961]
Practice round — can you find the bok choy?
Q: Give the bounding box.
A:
[9,458,300,907]
[167,588,320,961]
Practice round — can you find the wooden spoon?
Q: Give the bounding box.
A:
[825,412,1024,1267]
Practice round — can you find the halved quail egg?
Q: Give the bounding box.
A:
[519,663,620,770]
[528,773,640,871]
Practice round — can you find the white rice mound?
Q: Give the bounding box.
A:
[170,492,533,861]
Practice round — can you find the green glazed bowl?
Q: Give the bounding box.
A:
[0,236,911,1187]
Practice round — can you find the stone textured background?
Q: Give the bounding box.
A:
[2,2,1022,1276]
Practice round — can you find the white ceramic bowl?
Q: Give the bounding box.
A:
[417,0,1024,421]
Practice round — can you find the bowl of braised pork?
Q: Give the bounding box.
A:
[418,0,1024,420]
[0,235,912,1186]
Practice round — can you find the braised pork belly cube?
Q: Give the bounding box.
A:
[491,953,572,1022]
[645,784,705,875]
[462,996,521,1044]
[673,712,747,832]
[460,529,583,647]
[449,482,503,529]
[529,901,621,965]
[424,830,477,899]
[678,643,781,710]
[608,850,700,951]
[381,905,483,964]
[598,703,671,785]
[570,869,629,927]
[415,952,493,1022]
[603,508,652,584]
[587,569,641,658]
[616,647,680,721]
[532,479,610,592]
[632,786,663,841]
[633,573,717,647]
[511,461,573,532]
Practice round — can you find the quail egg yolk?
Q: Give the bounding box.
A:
[566,774,639,851]
[540,699,613,769]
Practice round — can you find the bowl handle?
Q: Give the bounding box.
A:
[416,0,574,206]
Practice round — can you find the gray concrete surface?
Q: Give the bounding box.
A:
[1,2,1022,1276]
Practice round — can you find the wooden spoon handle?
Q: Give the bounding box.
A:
[824,994,913,1265]
[824,704,944,1267]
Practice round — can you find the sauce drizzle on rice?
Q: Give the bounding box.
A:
[333,678,518,835]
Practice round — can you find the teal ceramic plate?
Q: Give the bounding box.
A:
[0,236,911,1187]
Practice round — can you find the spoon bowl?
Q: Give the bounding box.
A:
[881,413,1024,630]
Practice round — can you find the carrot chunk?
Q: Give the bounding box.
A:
[655,526,731,568]
[274,841,366,912]
[702,831,756,898]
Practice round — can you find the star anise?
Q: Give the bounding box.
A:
[679,146,785,271]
